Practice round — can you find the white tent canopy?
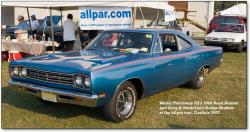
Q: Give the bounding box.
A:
[219,3,246,17]
[2,1,175,11]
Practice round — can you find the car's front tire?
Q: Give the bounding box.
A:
[237,41,244,53]
[103,81,137,122]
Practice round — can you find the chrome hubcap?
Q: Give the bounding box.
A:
[116,89,133,116]
[197,70,205,87]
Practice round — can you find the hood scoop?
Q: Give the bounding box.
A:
[31,54,60,61]
[30,50,127,64]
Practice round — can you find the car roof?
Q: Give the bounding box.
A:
[104,29,182,34]
[220,23,245,26]
[214,15,244,18]
[104,28,201,48]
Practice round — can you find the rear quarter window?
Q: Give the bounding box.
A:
[176,35,192,50]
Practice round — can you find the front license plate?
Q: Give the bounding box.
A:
[41,91,57,102]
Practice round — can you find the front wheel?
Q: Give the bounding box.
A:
[237,41,244,53]
[103,81,137,122]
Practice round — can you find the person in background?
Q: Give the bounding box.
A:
[30,14,39,37]
[63,14,77,52]
[17,15,29,31]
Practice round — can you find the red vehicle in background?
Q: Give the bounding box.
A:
[207,16,246,34]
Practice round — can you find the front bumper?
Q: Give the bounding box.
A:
[9,80,99,107]
[204,41,241,48]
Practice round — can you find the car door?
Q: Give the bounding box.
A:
[151,33,191,92]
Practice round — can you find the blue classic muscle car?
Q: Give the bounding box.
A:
[9,29,223,122]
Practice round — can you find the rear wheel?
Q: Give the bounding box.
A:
[103,81,137,122]
[190,67,208,89]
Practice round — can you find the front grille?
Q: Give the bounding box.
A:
[27,68,74,85]
[220,38,228,42]
[211,37,219,41]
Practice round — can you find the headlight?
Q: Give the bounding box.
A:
[13,66,19,75]
[74,74,91,88]
[10,66,28,77]
[84,76,91,87]
[205,37,211,41]
[21,67,27,76]
[75,75,83,86]
[228,38,235,42]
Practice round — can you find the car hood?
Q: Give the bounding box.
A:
[11,50,146,74]
[206,32,242,38]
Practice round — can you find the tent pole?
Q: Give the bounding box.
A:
[50,7,55,53]
[155,10,160,29]
[139,7,145,28]
[132,7,137,29]
[60,7,63,26]
[26,7,33,39]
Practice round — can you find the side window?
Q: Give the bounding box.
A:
[159,33,178,52]
[176,35,192,50]
[119,33,133,46]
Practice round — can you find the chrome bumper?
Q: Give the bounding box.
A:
[8,80,99,107]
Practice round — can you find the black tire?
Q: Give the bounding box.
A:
[190,67,207,89]
[237,41,244,53]
[103,81,137,122]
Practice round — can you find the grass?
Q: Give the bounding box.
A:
[1,52,247,128]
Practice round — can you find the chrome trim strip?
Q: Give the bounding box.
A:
[9,80,98,107]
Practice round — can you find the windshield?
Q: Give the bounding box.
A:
[86,32,154,54]
[215,24,244,33]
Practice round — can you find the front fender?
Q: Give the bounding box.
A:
[91,60,155,106]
